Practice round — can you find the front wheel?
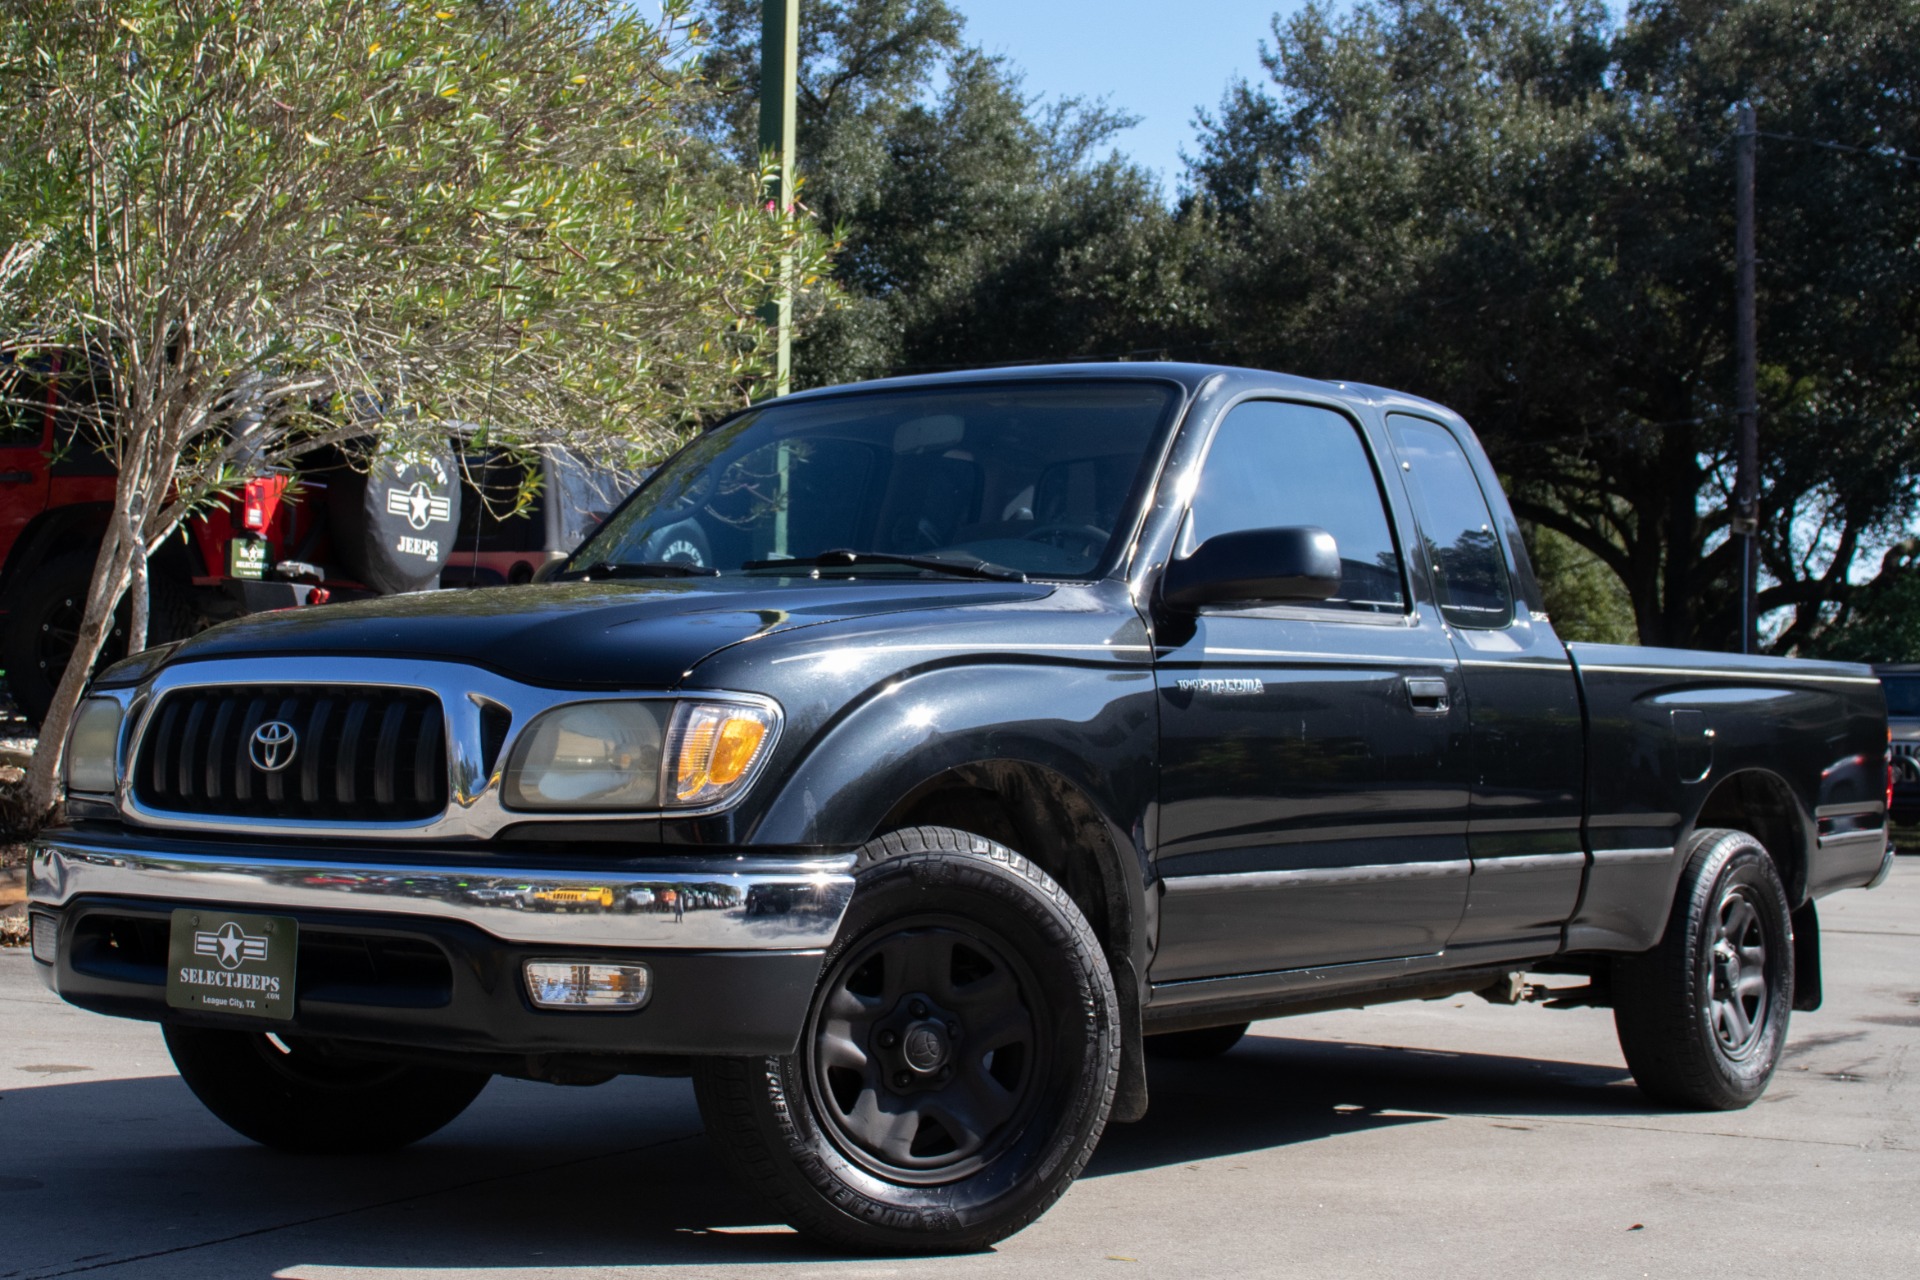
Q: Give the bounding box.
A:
[694,826,1121,1253]
[1611,828,1794,1110]
[163,1025,490,1153]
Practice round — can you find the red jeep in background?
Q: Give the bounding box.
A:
[0,355,626,726]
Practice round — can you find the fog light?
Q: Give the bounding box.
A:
[524,961,650,1009]
[29,913,58,966]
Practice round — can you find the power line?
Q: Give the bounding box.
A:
[1747,129,1920,167]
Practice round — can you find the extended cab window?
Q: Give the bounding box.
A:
[1387,415,1513,629]
[1185,400,1406,613]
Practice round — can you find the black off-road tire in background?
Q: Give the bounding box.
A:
[1145,1022,1250,1060]
[1611,828,1795,1110]
[163,1024,490,1153]
[0,548,196,725]
[693,826,1122,1253]
[323,442,463,595]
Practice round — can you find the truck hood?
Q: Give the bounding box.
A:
[164,577,1053,688]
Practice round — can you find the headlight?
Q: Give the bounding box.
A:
[665,699,778,808]
[502,702,666,810]
[64,697,125,795]
[500,696,780,813]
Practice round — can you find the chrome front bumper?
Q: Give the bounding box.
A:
[29,834,856,951]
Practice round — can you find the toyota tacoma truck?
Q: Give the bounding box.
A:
[27,364,1895,1252]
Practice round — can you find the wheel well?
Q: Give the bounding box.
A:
[1695,769,1808,903]
[877,762,1132,961]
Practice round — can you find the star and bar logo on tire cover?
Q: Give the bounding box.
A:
[387,481,453,532]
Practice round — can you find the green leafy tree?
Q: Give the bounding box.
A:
[1524,522,1640,644]
[693,0,1210,385]
[0,0,828,815]
[1189,0,1920,654]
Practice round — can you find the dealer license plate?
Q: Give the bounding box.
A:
[228,537,268,580]
[165,909,297,1021]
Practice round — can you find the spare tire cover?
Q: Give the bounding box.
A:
[326,444,463,594]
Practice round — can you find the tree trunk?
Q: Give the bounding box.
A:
[22,519,138,820]
[128,544,150,655]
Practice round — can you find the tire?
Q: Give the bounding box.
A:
[1145,1022,1249,1060]
[693,826,1121,1253]
[1611,828,1794,1110]
[323,441,463,594]
[0,548,198,724]
[163,1024,490,1153]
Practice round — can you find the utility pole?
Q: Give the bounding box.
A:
[1733,102,1759,655]
[759,0,799,398]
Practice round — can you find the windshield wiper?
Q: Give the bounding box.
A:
[741,548,1028,583]
[566,560,720,580]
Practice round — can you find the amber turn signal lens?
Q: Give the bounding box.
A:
[666,701,779,807]
[709,717,769,786]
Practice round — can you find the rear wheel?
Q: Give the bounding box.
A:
[0,547,198,724]
[694,826,1120,1253]
[1612,828,1794,1110]
[163,1024,490,1153]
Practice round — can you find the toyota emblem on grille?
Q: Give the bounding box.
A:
[249,721,299,772]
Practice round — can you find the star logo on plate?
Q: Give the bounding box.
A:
[194,921,270,971]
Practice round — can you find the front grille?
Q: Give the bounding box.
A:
[1893,742,1920,783]
[133,685,447,821]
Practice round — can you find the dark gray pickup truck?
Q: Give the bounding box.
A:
[29,364,1894,1251]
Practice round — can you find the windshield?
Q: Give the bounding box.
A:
[574,381,1182,579]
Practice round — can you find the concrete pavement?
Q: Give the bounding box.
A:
[2,861,1916,1279]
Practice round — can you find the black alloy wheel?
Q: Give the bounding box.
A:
[0,547,197,724]
[1706,883,1774,1059]
[694,826,1121,1253]
[0,549,124,724]
[1612,827,1794,1110]
[806,917,1046,1183]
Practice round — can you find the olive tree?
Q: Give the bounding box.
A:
[0,0,828,815]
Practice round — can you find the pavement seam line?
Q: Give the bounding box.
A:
[1461,1112,1887,1149]
[15,1129,706,1279]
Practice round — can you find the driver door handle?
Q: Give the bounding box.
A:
[1406,677,1451,715]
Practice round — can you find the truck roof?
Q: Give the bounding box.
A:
[769,361,1467,425]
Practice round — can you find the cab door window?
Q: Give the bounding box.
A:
[1185,400,1406,614]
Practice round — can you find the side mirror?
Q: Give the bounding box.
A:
[1161,526,1341,609]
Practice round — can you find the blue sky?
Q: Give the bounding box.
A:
[950,1,1310,191]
